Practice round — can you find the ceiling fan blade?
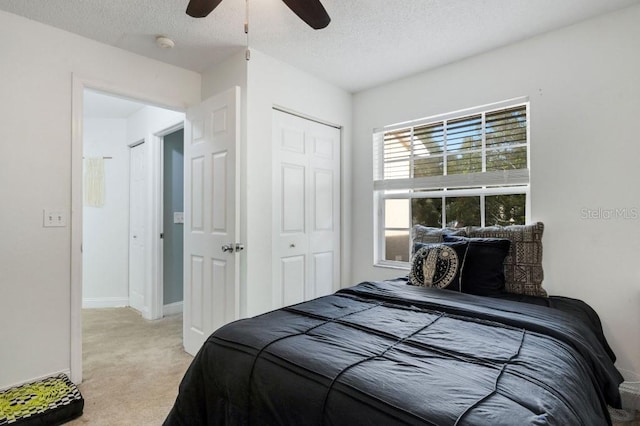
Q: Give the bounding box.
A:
[280,0,331,30]
[186,0,224,18]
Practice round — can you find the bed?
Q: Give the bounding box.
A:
[164,223,624,425]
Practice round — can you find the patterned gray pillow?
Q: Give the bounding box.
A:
[467,222,546,297]
[412,225,467,246]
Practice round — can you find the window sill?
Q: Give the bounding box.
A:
[374,260,410,271]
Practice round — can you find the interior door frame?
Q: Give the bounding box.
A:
[152,123,185,319]
[71,74,188,384]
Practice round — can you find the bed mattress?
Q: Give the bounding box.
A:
[165,279,622,425]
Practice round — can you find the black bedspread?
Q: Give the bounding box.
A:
[165,280,623,426]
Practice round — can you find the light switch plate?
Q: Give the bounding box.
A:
[43,209,66,227]
[173,212,184,224]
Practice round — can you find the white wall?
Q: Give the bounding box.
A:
[82,118,130,307]
[127,106,186,145]
[201,49,248,100]
[351,5,640,380]
[0,10,200,389]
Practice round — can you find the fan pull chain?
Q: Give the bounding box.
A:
[245,0,251,60]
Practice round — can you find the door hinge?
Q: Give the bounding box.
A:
[160,233,164,239]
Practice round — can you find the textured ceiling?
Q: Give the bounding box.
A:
[1,0,639,92]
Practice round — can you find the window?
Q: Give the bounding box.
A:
[373,98,530,266]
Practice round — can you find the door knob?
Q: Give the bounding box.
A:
[221,244,234,253]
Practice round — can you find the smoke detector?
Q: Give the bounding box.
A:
[155,36,175,49]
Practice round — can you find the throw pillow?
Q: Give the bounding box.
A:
[411,225,467,254]
[409,241,469,291]
[467,222,546,297]
[443,235,511,296]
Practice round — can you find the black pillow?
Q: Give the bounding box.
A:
[443,235,511,296]
[409,241,469,292]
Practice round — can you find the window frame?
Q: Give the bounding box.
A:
[373,98,531,269]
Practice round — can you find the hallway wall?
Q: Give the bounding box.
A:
[82,118,130,307]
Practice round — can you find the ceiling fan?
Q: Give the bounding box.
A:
[186,0,331,30]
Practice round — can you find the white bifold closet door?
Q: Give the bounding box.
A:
[272,109,341,309]
[128,141,147,315]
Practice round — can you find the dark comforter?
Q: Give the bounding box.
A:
[165,280,623,426]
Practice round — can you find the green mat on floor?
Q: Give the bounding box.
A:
[0,374,83,425]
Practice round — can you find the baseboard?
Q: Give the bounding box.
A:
[163,301,183,316]
[621,381,640,412]
[82,297,129,309]
[1,369,71,392]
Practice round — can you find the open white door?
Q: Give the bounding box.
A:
[183,87,241,356]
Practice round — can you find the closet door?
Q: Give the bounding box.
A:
[272,109,341,309]
[129,141,147,315]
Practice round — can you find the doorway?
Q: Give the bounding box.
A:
[72,79,240,383]
[81,89,185,318]
[161,129,185,315]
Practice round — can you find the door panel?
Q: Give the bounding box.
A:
[313,251,333,296]
[190,156,205,231]
[314,169,334,230]
[272,110,341,309]
[282,165,306,233]
[211,259,228,330]
[211,152,228,232]
[184,87,240,356]
[189,255,204,333]
[282,255,305,306]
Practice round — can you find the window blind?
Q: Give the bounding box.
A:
[374,101,529,191]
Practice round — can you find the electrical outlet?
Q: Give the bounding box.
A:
[43,209,66,227]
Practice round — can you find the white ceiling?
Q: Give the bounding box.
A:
[83,90,146,119]
[2,0,639,93]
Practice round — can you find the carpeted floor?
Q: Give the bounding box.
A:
[67,308,193,425]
